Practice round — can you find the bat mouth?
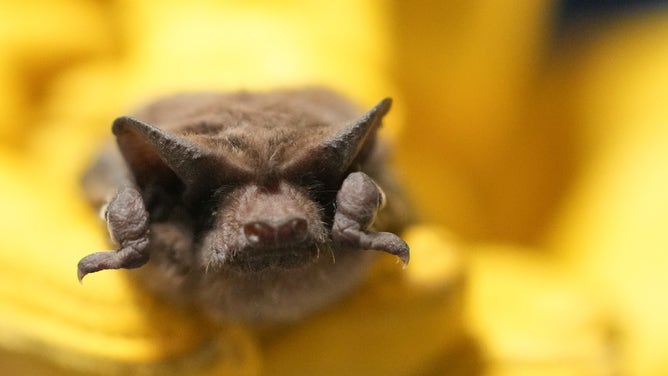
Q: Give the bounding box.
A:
[226,243,322,272]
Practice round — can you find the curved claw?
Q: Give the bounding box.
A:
[361,232,410,265]
[77,242,149,282]
[334,228,410,266]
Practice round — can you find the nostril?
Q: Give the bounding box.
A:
[277,217,308,242]
[243,221,276,245]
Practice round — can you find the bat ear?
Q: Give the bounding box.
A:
[291,98,392,180]
[112,116,232,196]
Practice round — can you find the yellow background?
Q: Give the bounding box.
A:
[1,1,668,375]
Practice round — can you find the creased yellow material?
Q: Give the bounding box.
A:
[1,0,666,375]
[261,226,466,376]
[546,12,668,375]
[465,245,613,376]
[0,154,260,375]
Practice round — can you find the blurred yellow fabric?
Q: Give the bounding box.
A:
[1,0,667,375]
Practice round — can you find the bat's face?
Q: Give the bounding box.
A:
[103,91,391,274]
[78,89,409,322]
[202,180,329,272]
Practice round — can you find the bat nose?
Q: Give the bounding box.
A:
[243,217,308,247]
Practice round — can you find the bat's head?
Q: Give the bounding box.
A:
[113,93,391,272]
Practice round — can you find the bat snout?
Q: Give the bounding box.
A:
[243,217,309,247]
[224,183,326,270]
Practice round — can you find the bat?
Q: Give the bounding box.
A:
[78,88,410,322]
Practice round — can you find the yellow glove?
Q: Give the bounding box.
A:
[547,10,668,375]
[0,1,462,375]
[260,225,467,376]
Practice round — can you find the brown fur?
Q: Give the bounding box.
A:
[79,88,409,323]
